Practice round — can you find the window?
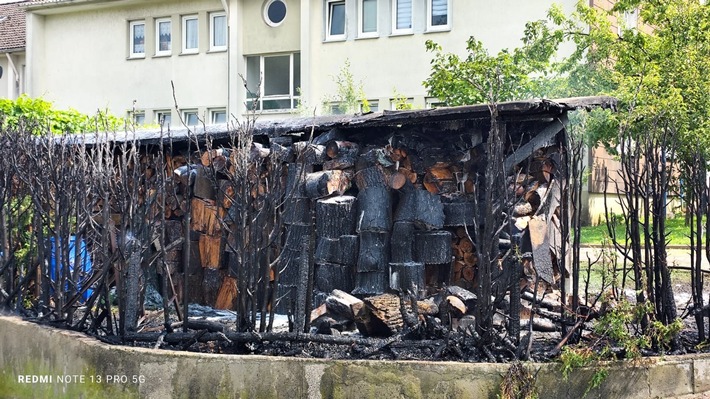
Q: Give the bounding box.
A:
[391,97,413,110]
[129,20,145,58]
[392,0,412,34]
[425,97,445,108]
[264,0,287,27]
[362,100,378,113]
[156,110,172,126]
[618,8,639,33]
[359,0,378,38]
[427,0,450,31]
[210,109,227,124]
[210,12,227,51]
[182,15,199,53]
[155,18,172,56]
[183,110,199,126]
[130,111,146,126]
[326,0,346,40]
[245,53,301,111]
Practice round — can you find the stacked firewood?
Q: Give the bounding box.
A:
[147,122,569,328]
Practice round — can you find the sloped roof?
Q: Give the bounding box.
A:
[0,1,27,52]
[64,96,617,146]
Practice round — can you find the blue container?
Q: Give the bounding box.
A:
[49,236,94,302]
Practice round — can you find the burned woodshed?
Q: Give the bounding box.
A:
[74,96,615,337]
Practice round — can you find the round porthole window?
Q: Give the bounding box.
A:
[264,0,287,27]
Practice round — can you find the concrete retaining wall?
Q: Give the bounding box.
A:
[1,315,709,399]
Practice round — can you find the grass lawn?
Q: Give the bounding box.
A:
[577,217,698,246]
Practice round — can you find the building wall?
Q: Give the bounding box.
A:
[302,0,578,114]
[0,52,25,100]
[27,0,227,125]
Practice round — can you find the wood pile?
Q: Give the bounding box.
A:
[133,117,570,333]
[312,286,561,337]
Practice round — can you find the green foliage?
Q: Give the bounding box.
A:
[532,0,710,158]
[322,59,369,115]
[391,89,414,110]
[0,95,130,135]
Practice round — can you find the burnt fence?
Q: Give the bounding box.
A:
[1,99,655,362]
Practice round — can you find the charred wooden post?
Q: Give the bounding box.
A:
[390,221,415,263]
[339,235,359,265]
[122,235,142,334]
[389,261,425,297]
[357,231,390,272]
[394,185,444,230]
[315,263,355,293]
[357,187,392,233]
[442,195,476,227]
[315,196,357,238]
[414,230,453,264]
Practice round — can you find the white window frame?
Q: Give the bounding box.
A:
[182,15,199,54]
[618,8,639,34]
[155,17,172,56]
[131,110,146,126]
[155,110,172,126]
[390,97,414,110]
[425,97,445,109]
[426,0,450,32]
[183,110,200,126]
[326,0,347,41]
[358,0,378,38]
[245,53,300,112]
[210,108,227,124]
[210,12,227,51]
[391,0,413,35]
[129,20,146,58]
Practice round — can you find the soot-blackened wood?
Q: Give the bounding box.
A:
[293,142,327,165]
[315,195,357,238]
[315,237,341,264]
[390,221,415,263]
[192,165,216,200]
[357,231,390,272]
[315,263,355,293]
[202,268,223,307]
[285,163,311,198]
[275,284,296,314]
[324,157,357,171]
[326,140,360,159]
[442,197,476,227]
[357,186,392,232]
[295,236,312,333]
[304,170,352,199]
[389,261,425,296]
[354,165,388,190]
[394,186,444,230]
[353,271,387,296]
[414,230,453,264]
[324,141,359,170]
[283,198,311,225]
[339,235,359,265]
[279,224,312,285]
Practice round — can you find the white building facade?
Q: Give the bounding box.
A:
[24,0,578,124]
